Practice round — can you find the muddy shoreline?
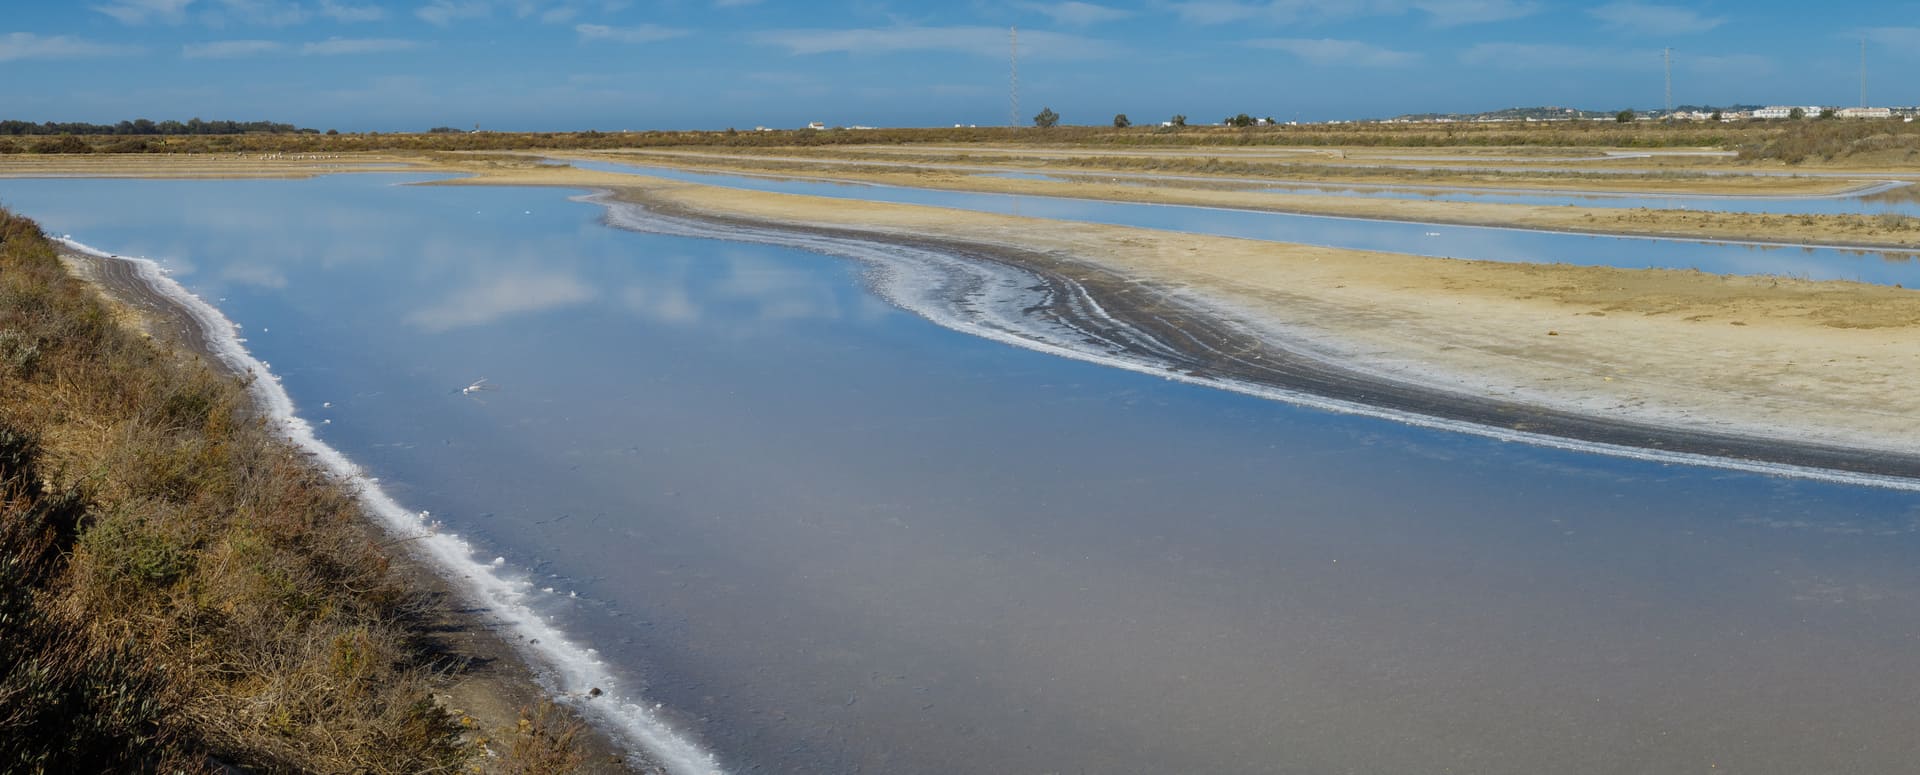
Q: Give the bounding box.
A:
[624,194,1920,484]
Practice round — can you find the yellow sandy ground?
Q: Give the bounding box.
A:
[436,164,1920,460]
[581,146,1885,195]
[558,151,1920,250]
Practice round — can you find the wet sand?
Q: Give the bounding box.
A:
[438,164,1920,483]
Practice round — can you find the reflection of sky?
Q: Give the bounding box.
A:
[983,171,1920,216]
[1252,182,1920,216]
[572,161,1920,287]
[7,176,1920,774]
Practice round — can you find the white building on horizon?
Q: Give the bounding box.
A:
[1754,106,1835,119]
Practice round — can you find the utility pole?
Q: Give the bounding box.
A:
[1663,47,1672,115]
[1009,26,1020,128]
[1860,38,1868,108]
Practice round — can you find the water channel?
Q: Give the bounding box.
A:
[977,170,1920,216]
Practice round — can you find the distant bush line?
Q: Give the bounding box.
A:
[2,117,1917,162]
[0,119,314,136]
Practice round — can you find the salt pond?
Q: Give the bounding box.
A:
[5,174,1920,773]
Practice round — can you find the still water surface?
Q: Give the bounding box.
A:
[572,160,1920,287]
[980,170,1920,216]
[5,174,1920,773]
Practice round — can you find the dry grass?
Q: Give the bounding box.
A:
[0,120,1803,157]
[1734,120,1920,164]
[0,208,587,771]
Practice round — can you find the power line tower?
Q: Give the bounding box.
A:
[1009,26,1020,128]
[1663,47,1672,114]
[1860,38,1868,108]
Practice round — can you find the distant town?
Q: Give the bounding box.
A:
[1374,104,1915,124]
[757,104,1920,133]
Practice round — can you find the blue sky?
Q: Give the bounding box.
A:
[3,1,1918,131]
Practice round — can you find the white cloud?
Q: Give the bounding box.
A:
[1169,0,1531,26]
[407,272,596,332]
[206,0,310,26]
[757,25,1116,59]
[1413,0,1537,26]
[1246,37,1419,66]
[1684,53,1774,76]
[1167,0,1405,25]
[183,38,284,58]
[1019,1,1133,26]
[1587,2,1724,35]
[91,0,195,25]
[301,37,420,55]
[1167,1,1268,24]
[415,0,622,24]
[0,33,144,62]
[417,0,490,25]
[1863,27,1920,51]
[318,0,386,21]
[575,23,689,44]
[1460,42,1654,69]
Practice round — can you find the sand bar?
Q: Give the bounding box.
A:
[556,151,1920,251]
[439,164,1920,482]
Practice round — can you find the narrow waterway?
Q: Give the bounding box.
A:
[977,170,1920,215]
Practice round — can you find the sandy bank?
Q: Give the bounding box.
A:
[576,146,1886,196]
[439,164,1920,481]
[557,151,1920,252]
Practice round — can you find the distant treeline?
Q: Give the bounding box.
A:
[0,122,1749,155]
[0,118,1915,163]
[0,118,316,136]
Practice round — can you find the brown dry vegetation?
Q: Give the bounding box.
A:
[1732,119,1920,164]
[582,146,1763,191]
[0,209,586,772]
[0,118,1909,159]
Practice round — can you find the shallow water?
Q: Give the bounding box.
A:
[980,170,1920,215]
[570,161,1920,287]
[6,174,1920,774]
